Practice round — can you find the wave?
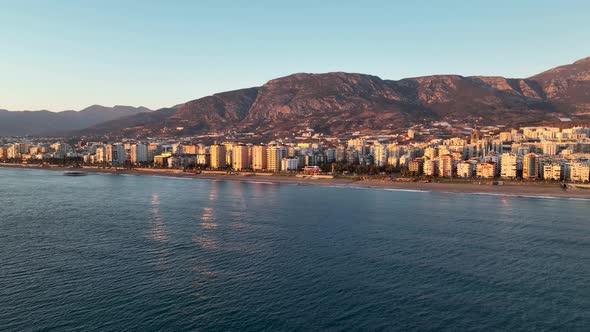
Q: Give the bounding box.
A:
[438,191,590,201]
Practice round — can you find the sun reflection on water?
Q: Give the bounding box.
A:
[149,193,168,243]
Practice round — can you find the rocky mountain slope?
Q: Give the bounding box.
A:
[529,56,590,114]
[47,57,590,137]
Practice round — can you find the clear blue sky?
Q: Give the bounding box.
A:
[1,0,589,111]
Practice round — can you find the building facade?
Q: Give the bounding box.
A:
[232,145,250,170]
[252,145,268,170]
[210,144,227,169]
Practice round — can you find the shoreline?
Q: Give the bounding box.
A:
[2,163,589,199]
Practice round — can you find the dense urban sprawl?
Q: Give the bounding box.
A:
[2,126,590,182]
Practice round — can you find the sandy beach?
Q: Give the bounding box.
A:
[2,163,589,199]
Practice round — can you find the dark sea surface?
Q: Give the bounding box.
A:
[0,167,589,332]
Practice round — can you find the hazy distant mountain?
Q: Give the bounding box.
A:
[0,105,152,136]
[39,56,590,138]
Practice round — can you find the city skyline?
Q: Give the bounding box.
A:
[2,0,590,111]
[3,124,590,184]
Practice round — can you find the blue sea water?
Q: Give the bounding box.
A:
[0,167,589,331]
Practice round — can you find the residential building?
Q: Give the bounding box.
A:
[131,144,148,164]
[232,145,250,170]
[267,146,286,172]
[196,153,210,167]
[148,143,162,162]
[281,158,299,171]
[438,154,454,177]
[210,144,227,169]
[476,162,496,178]
[423,159,438,176]
[457,161,474,178]
[373,143,387,167]
[500,153,519,178]
[522,153,539,179]
[543,163,562,181]
[106,144,126,165]
[424,147,437,160]
[51,143,68,159]
[347,138,366,155]
[251,145,268,170]
[182,144,198,155]
[408,158,424,176]
[95,146,106,163]
[168,154,196,169]
[325,148,336,163]
[570,162,590,182]
[154,153,172,167]
[542,142,558,155]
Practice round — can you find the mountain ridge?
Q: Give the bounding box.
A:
[5,57,590,138]
[0,105,152,136]
[80,57,590,138]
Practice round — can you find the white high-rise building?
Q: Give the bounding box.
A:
[500,153,519,178]
[373,144,387,167]
[95,146,106,163]
[131,144,148,164]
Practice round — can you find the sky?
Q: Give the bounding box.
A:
[1,0,590,112]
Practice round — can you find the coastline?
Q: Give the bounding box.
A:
[2,163,589,199]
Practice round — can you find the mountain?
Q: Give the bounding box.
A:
[63,56,590,138]
[529,56,590,114]
[0,105,152,136]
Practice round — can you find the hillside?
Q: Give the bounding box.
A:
[529,56,590,114]
[47,57,590,137]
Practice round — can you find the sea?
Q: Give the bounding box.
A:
[0,167,589,331]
